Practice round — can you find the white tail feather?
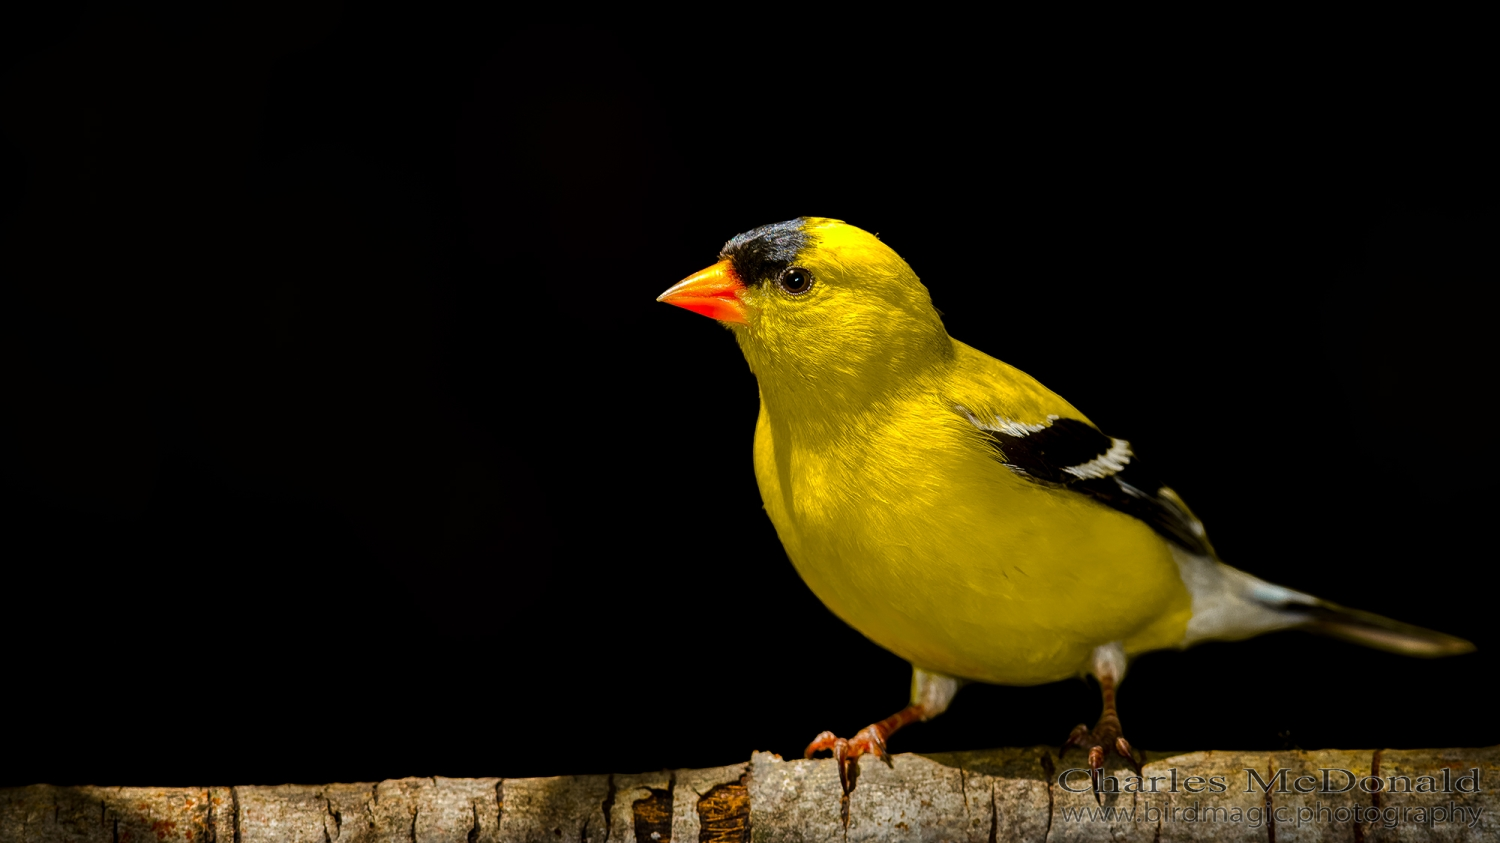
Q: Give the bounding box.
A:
[1171,546,1473,657]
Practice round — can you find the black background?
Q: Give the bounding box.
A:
[3,5,1495,788]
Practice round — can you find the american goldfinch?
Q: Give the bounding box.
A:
[657,217,1473,796]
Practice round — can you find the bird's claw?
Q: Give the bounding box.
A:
[1061,721,1142,803]
[805,724,892,793]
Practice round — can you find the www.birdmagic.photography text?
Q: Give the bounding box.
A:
[1059,800,1485,831]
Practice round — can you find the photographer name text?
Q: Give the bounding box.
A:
[1057,765,1483,795]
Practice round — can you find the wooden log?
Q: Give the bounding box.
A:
[3,746,1496,842]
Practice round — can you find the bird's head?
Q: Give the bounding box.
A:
[658,218,952,406]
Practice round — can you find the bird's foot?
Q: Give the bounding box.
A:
[1060,717,1142,803]
[801,683,951,796]
[804,723,893,794]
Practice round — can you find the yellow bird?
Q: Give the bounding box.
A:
[656,217,1472,794]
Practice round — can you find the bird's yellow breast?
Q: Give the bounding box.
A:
[752,372,1193,685]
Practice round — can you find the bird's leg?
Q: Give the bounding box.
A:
[804,667,963,794]
[1060,642,1141,802]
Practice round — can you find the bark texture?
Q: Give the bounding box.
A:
[4,746,1497,842]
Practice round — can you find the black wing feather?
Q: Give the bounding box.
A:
[963,411,1215,557]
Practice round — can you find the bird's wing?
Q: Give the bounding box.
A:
[956,407,1215,557]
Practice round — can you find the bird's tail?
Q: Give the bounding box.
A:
[1284,597,1475,657]
[1177,552,1475,657]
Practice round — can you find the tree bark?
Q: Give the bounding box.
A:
[4,746,1496,842]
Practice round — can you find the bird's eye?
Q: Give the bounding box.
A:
[777,266,813,295]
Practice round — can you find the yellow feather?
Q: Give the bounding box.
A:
[732,220,1192,685]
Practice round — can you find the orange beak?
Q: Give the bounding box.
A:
[657,260,747,324]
